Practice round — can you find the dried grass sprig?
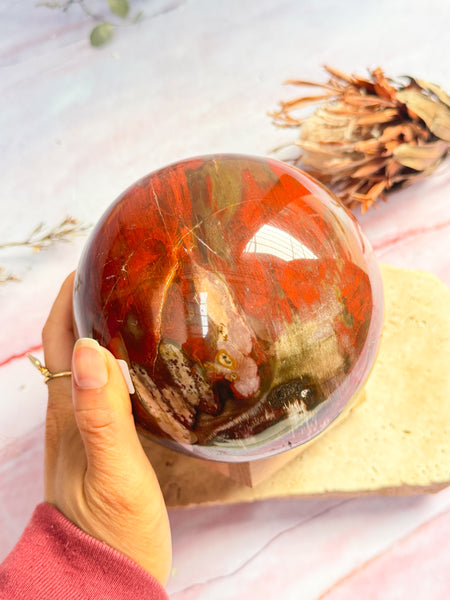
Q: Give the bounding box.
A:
[0,217,89,253]
[271,66,450,211]
[0,217,89,285]
[0,268,19,285]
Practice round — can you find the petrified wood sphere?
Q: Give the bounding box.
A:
[74,154,383,462]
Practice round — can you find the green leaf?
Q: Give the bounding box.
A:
[107,0,130,18]
[90,23,114,47]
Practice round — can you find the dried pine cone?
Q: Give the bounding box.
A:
[271,66,450,211]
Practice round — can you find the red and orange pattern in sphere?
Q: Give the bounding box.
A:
[74,155,383,461]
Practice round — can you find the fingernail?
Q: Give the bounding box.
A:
[72,338,108,389]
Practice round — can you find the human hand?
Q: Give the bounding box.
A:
[42,273,172,585]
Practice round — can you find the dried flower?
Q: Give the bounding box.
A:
[271,66,450,211]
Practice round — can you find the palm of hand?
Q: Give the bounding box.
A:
[42,274,172,585]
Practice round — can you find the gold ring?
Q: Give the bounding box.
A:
[27,354,72,384]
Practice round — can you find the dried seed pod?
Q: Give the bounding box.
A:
[271,67,450,212]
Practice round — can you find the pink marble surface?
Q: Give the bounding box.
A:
[1,1,449,598]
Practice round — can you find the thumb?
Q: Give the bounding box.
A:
[71,338,144,476]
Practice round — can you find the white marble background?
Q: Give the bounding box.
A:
[1,1,449,598]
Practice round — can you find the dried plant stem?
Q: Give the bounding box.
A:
[0,217,89,285]
[0,217,89,253]
[0,268,19,285]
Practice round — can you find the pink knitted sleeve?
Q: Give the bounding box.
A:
[0,503,169,600]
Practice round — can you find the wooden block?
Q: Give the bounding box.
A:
[140,264,450,506]
[203,446,306,487]
[203,390,366,487]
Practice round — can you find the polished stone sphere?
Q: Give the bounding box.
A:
[73,154,383,462]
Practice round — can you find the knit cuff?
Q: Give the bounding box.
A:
[0,503,169,600]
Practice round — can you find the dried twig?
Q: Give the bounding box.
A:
[0,268,19,285]
[0,217,89,253]
[0,217,89,285]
